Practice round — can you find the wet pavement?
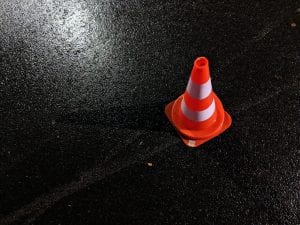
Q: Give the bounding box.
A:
[0,1,299,224]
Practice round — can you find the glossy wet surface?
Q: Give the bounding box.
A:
[0,1,299,224]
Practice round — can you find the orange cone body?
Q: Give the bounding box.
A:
[165,57,232,147]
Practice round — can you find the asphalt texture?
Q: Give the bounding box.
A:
[0,1,300,224]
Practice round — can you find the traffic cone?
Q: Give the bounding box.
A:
[165,57,232,147]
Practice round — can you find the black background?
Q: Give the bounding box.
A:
[0,1,299,224]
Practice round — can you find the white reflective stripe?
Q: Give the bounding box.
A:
[181,98,215,122]
[186,78,212,100]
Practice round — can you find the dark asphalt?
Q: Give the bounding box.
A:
[0,1,299,224]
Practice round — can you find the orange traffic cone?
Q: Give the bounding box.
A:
[165,57,232,147]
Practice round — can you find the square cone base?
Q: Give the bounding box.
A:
[165,99,232,148]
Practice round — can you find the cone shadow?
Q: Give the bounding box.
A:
[56,103,176,133]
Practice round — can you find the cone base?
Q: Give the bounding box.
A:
[165,94,232,148]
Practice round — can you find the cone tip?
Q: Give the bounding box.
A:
[194,57,209,68]
[190,57,210,84]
